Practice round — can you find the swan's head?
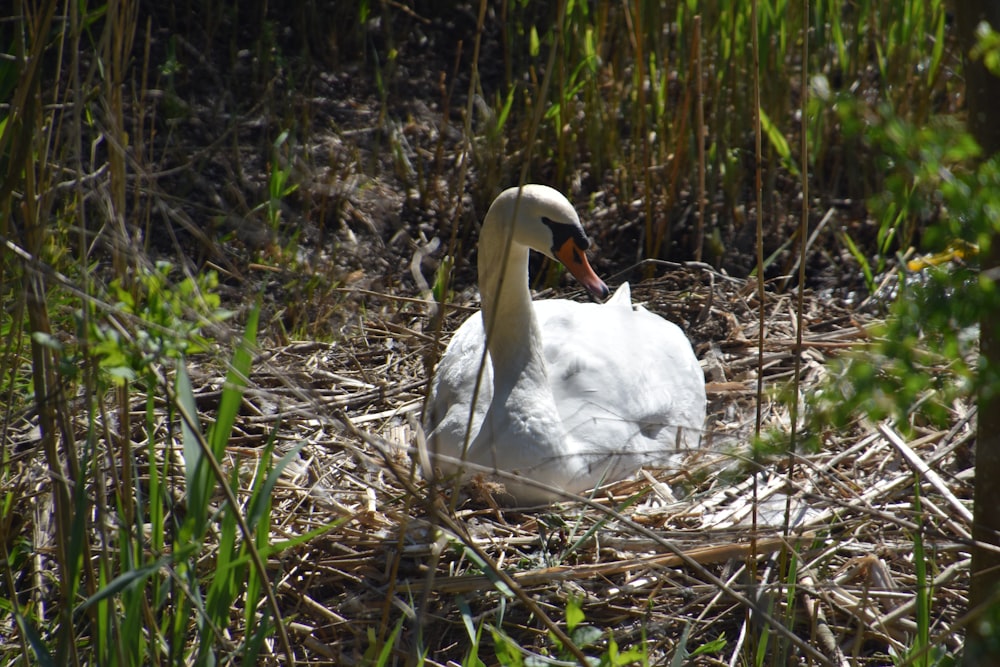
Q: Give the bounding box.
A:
[485,185,610,299]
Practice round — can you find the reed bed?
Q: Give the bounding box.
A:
[5,264,971,664]
[0,0,981,664]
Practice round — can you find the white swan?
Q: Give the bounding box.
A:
[424,184,706,504]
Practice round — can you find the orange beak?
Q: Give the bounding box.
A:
[554,237,610,299]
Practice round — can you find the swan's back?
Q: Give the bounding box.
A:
[540,298,704,456]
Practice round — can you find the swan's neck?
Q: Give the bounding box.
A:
[479,238,541,378]
[477,224,555,410]
[468,205,574,478]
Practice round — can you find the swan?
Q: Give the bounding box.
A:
[423,184,706,504]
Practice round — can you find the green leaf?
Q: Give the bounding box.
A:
[689,633,726,656]
[31,331,63,351]
[565,596,585,633]
[758,108,797,176]
[490,626,524,667]
[104,365,136,384]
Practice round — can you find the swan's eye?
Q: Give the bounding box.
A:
[542,216,590,252]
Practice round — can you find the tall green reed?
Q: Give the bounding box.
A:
[484,0,954,271]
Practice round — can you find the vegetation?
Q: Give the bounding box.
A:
[0,0,996,665]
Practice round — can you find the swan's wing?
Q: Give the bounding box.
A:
[606,281,632,307]
[424,312,581,502]
[424,296,707,501]
[423,314,493,465]
[536,299,706,474]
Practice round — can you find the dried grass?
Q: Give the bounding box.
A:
[184,265,972,664]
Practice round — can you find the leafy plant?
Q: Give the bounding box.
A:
[485,595,646,667]
[90,261,231,385]
[805,109,999,438]
[264,130,299,230]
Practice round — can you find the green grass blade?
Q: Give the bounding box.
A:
[176,361,210,540]
[831,14,847,75]
[245,440,305,530]
[375,616,405,667]
[459,542,514,598]
[243,607,273,665]
[840,230,875,294]
[204,483,240,627]
[928,4,945,87]
[242,433,289,637]
[208,303,259,459]
[456,595,487,666]
[76,554,175,614]
[493,88,516,138]
[669,623,691,667]
[565,489,644,557]
[14,611,56,667]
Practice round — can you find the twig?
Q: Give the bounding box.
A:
[878,422,973,524]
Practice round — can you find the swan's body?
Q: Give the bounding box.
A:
[424,184,706,504]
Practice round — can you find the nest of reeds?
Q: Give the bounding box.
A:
[197,263,972,665]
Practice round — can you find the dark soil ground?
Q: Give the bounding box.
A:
[133,2,885,340]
